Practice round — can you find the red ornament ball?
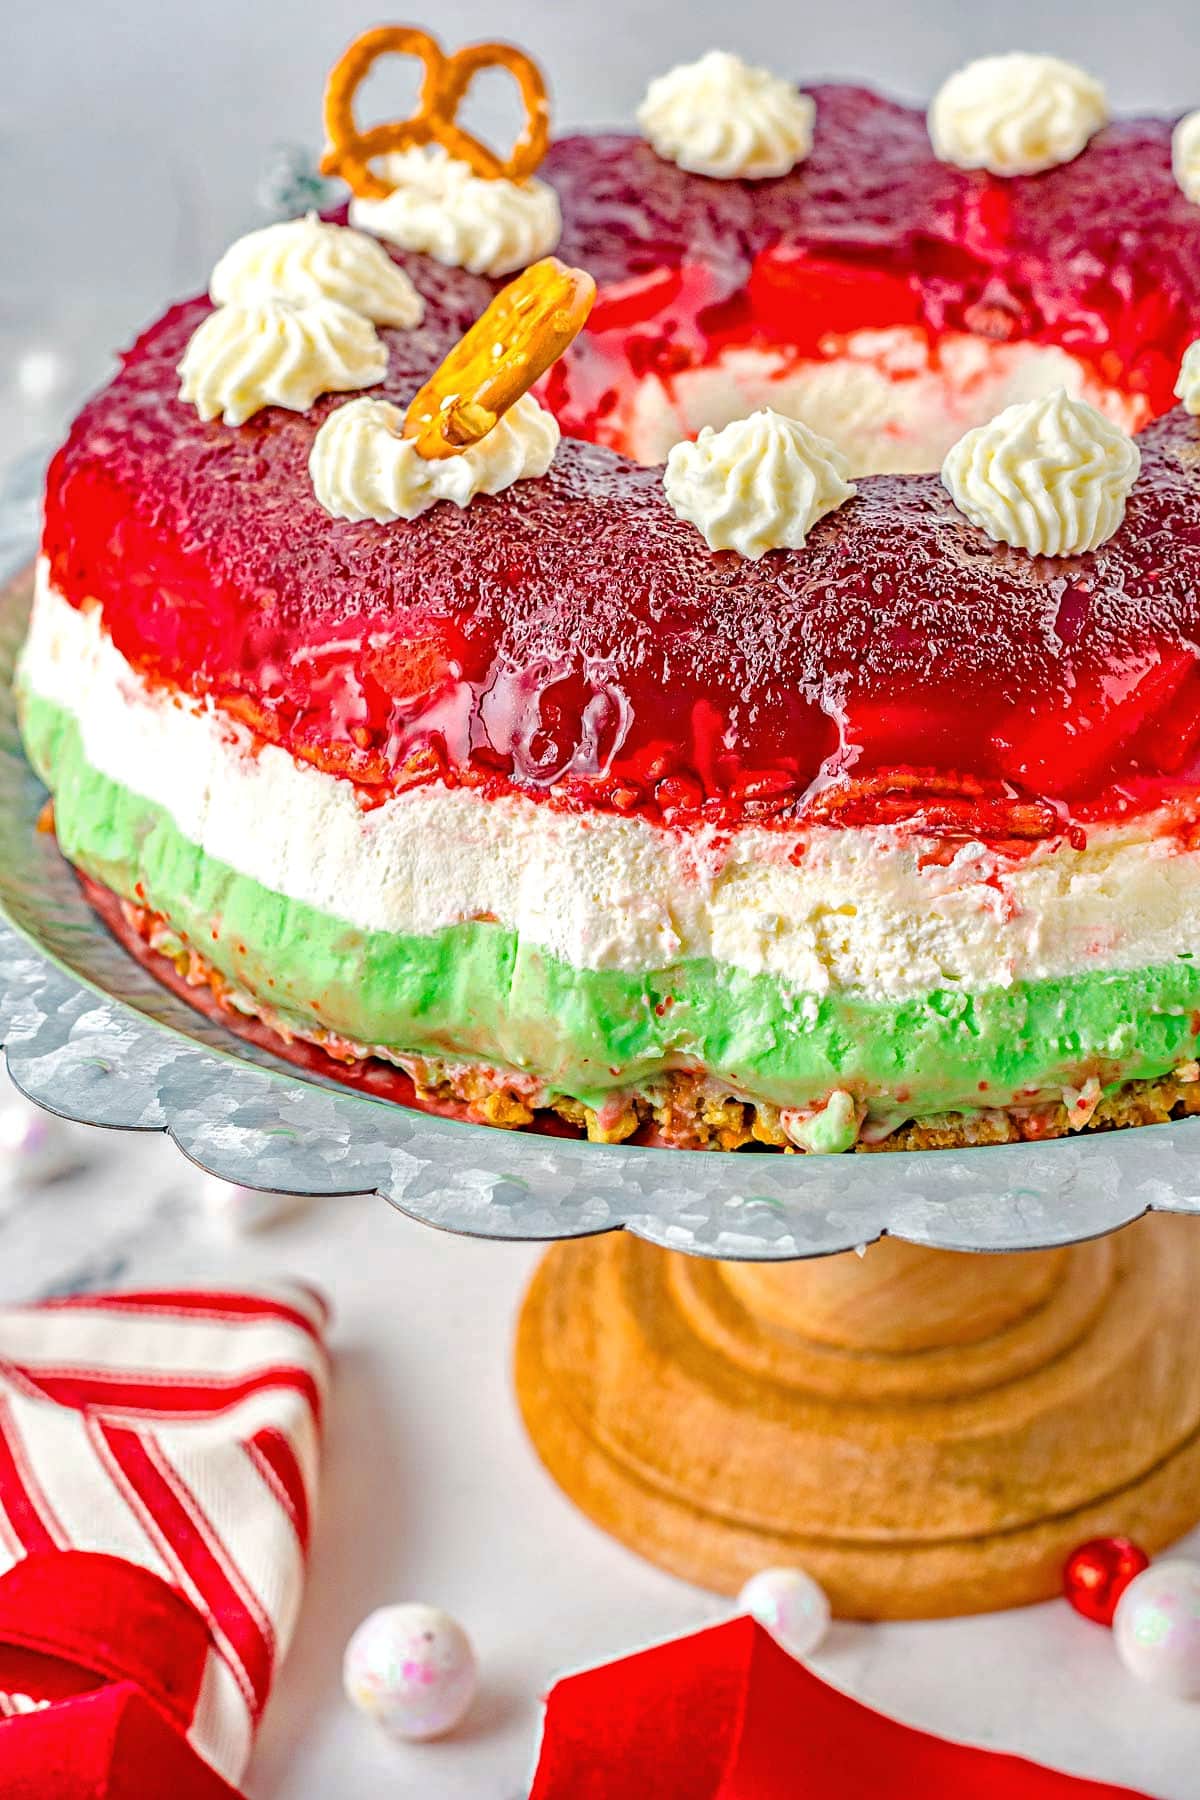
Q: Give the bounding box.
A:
[1064,1537,1151,1626]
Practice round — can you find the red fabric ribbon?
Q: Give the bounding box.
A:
[0,1551,242,1797]
[529,1616,1153,1799]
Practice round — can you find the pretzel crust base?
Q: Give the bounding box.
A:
[90,882,1200,1156]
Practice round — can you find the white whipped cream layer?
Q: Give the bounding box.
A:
[941,388,1141,556]
[928,53,1107,176]
[210,214,424,328]
[637,50,815,180]
[23,567,1200,1003]
[607,328,1147,476]
[309,393,560,521]
[350,146,561,278]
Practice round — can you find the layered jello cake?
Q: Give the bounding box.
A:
[17,35,1200,1152]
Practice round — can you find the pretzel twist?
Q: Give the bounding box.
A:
[321,24,551,198]
[403,257,596,460]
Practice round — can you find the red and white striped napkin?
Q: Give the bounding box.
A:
[0,1283,329,1794]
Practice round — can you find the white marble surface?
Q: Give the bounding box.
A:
[0,1080,1194,1798]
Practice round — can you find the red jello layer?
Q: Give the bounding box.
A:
[41,88,1200,839]
[547,99,1200,418]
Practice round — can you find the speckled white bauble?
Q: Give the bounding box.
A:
[1113,1561,1200,1698]
[344,1604,478,1740]
[197,1176,308,1236]
[0,1097,82,1191]
[738,1566,831,1659]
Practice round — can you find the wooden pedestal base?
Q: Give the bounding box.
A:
[514,1217,1200,1619]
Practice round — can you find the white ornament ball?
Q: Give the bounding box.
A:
[0,1098,82,1192]
[15,347,69,406]
[344,1604,478,1741]
[1113,1561,1200,1698]
[737,1566,831,1660]
[197,1175,308,1236]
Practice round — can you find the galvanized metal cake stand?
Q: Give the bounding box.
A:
[4,456,1200,1621]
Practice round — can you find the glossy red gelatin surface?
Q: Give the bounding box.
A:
[42,88,1200,840]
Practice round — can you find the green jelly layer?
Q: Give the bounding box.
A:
[19,687,1200,1121]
